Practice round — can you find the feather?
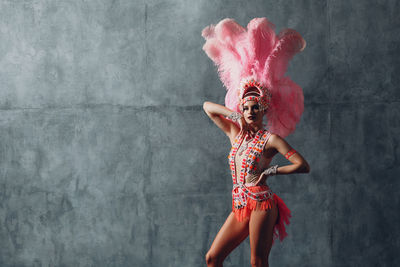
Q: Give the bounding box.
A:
[202,18,305,137]
[264,29,306,86]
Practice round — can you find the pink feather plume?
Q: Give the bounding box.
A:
[202,18,306,137]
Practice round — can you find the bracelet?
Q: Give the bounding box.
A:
[262,165,278,177]
[226,111,242,122]
[285,149,297,159]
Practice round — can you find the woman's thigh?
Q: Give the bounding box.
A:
[207,212,249,261]
[249,202,278,258]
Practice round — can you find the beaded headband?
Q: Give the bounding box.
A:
[239,79,272,111]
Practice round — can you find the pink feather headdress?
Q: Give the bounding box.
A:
[202,18,306,137]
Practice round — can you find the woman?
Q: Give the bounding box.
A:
[201,18,310,267]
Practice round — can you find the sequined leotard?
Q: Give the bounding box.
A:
[234,132,272,186]
[228,127,292,243]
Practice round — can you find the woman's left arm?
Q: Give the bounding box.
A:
[267,134,311,174]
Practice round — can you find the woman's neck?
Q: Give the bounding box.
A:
[249,121,263,133]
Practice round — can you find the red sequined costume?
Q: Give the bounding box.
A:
[229,127,291,243]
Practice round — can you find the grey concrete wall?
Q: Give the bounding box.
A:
[0,0,399,266]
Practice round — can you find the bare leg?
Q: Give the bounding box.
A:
[206,212,249,267]
[249,202,278,267]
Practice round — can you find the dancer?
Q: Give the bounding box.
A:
[202,18,310,267]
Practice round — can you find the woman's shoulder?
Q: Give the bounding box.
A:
[265,131,284,144]
[267,132,278,139]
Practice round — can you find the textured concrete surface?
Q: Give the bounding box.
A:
[0,0,399,266]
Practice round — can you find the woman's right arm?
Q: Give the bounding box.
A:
[203,101,240,142]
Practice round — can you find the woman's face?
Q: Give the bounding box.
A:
[242,100,264,125]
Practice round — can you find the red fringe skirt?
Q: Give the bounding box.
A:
[232,185,291,244]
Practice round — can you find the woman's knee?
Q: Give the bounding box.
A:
[205,251,221,266]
